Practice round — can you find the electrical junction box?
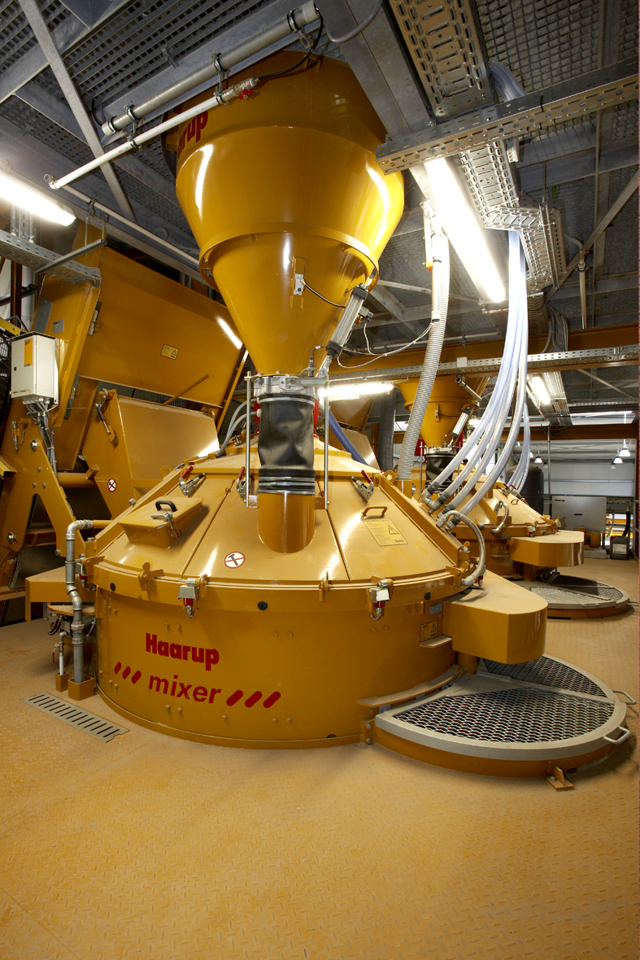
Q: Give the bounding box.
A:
[10,333,58,403]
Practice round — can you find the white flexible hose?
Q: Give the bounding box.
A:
[509,406,531,492]
[454,235,528,513]
[427,231,525,506]
[397,226,450,481]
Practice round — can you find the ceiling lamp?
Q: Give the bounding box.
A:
[619,442,631,458]
[0,171,75,226]
[613,455,623,465]
[534,456,543,464]
[529,375,552,408]
[317,380,394,401]
[416,159,506,303]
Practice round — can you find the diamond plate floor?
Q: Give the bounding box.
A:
[0,557,637,960]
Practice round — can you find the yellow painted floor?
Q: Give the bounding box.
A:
[1,557,637,960]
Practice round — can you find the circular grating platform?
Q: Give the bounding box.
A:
[393,688,614,743]
[375,656,628,765]
[480,655,606,697]
[521,575,629,613]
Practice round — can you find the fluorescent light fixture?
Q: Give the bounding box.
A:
[217,317,243,350]
[572,410,634,418]
[420,159,505,303]
[0,171,75,226]
[318,380,394,402]
[529,375,552,407]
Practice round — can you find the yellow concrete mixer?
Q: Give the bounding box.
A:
[69,53,627,778]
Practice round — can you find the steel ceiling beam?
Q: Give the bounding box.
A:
[519,140,638,193]
[315,0,429,135]
[377,60,638,171]
[14,81,180,205]
[17,0,134,218]
[0,116,198,267]
[328,345,638,382]
[549,170,638,296]
[0,0,130,104]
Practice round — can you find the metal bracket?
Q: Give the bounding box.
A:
[368,578,392,620]
[178,578,200,618]
[351,471,375,503]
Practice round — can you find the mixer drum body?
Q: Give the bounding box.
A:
[92,447,484,745]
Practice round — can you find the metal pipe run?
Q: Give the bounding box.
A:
[101,1,320,136]
[47,78,259,192]
[65,519,109,684]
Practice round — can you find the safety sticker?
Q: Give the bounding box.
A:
[364,518,407,546]
[161,344,179,359]
[420,621,440,644]
[107,478,117,493]
[224,551,245,568]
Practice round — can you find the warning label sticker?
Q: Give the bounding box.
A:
[364,518,407,546]
[161,344,179,360]
[420,621,440,644]
[224,551,245,568]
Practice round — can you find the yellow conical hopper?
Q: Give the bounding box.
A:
[170,52,404,552]
[173,52,404,376]
[398,375,488,447]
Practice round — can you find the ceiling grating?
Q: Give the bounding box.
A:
[64,0,272,106]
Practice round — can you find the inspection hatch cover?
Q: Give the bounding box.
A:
[24,693,128,741]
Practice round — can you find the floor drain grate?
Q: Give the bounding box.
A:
[24,693,128,741]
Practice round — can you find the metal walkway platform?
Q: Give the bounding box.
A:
[520,574,630,618]
[374,655,630,778]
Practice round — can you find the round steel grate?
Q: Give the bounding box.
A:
[394,688,615,744]
[525,575,628,608]
[480,656,606,697]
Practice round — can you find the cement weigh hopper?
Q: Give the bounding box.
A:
[76,53,627,778]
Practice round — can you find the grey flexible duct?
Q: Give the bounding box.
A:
[396,223,450,481]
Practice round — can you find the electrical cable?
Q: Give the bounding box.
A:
[256,18,324,81]
[303,279,347,308]
[336,321,432,369]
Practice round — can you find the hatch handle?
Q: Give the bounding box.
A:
[603,726,631,745]
[612,689,637,705]
[362,505,387,519]
[154,500,177,513]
